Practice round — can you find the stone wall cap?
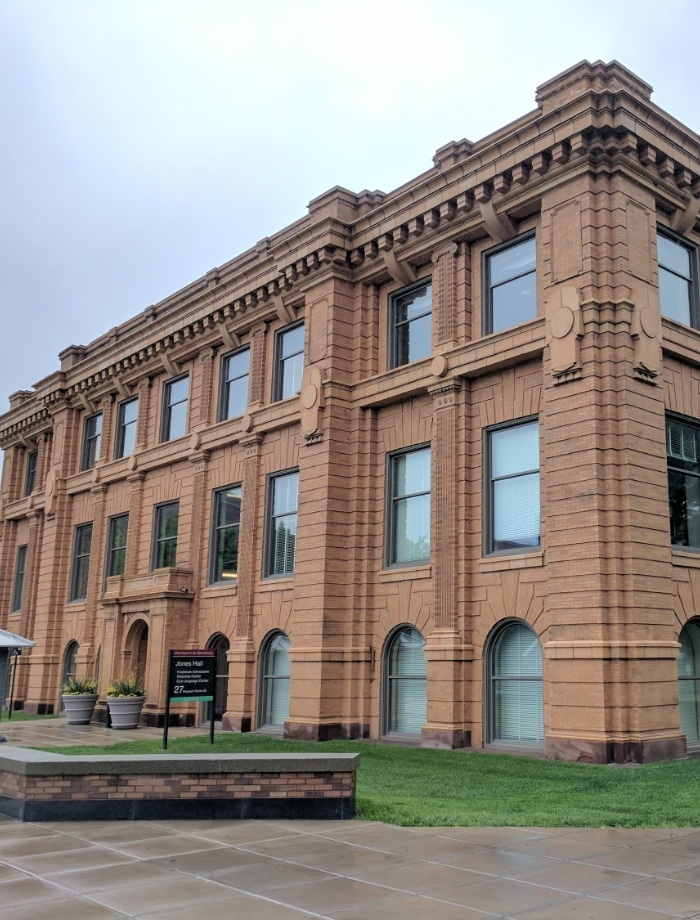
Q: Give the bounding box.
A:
[0,748,360,777]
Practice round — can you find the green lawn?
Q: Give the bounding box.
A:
[0,711,56,723]
[36,732,700,828]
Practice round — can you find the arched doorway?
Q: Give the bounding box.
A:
[258,632,290,730]
[382,626,427,737]
[59,641,79,711]
[486,620,543,745]
[678,620,700,745]
[124,620,149,692]
[202,633,230,723]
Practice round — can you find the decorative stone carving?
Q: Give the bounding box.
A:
[545,286,583,383]
[630,286,661,385]
[301,367,325,443]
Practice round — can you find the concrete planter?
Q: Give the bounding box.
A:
[106,696,145,729]
[61,693,98,725]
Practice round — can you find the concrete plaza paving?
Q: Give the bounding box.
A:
[1,718,699,918]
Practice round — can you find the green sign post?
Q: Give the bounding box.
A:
[163,649,216,749]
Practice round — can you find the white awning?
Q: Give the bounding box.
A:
[0,629,34,649]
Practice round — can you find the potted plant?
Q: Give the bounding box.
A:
[106,675,146,729]
[61,676,98,725]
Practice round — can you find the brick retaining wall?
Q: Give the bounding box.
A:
[0,746,358,821]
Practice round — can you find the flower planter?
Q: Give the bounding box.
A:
[61,693,98,725]
[107,696,146,729]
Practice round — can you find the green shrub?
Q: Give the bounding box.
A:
[62,676,97,695]
[106,675,145,698]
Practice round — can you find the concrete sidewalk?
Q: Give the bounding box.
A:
[1,718,699,918]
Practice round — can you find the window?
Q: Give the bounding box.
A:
[658,230,697,326]
[266,471,298,576]
[485,234,537,334]
[486,419,540,553]
[69,523,93,601]
[11,545,27,612]
[161,375,189,442]
[488,620,543,744]
[80,412,102,471]
[152,502,179,569]
[210,485,241,583]
[105,514,129,579]
[259,632,291,730]
[389,280,432,368]
[667,417,700,548]
[115,397,138,458]
[383,627,427,736]
[387,447,431,565]
[219,348,250,421]
[678,620,700,745]
[275,323,304,401]
[24,450,37,496]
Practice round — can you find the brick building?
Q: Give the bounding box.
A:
[2,59,700,763]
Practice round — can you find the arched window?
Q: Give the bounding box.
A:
[259,633,290,730]
[678,621,700,745]
[383,627,427,736]
[488,621,543,744]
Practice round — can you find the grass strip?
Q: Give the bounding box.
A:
[36,733,700,828]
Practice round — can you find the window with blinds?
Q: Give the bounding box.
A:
[387,446,431,566]
[260,633,291,729]
[487,419,540,553]
[678,621,700,745]
[384,627,427,736]
[266,471,298,577]
[490,621,543,744]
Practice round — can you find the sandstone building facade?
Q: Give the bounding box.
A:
[3,60,700,763]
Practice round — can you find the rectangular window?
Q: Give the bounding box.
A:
[105,514,129,579]
[219,347,250,421]
[11,545,27,612]
[274,324,304,401]
[24,450,37,496]
[266,471,298,576]
[387,447,431,565]
[210,485,242,583]
[69,523,93,601]
[161,375,189,442]
[484,234,537,334]
[487,419,540,553]
[667,417,700,548]
[152,502,179,569]
[115,397,138,458]
[80,412,102,471]
[658,230,697,327]
[389,280,432,368]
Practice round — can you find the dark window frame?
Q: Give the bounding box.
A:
[274,322,304,402]
[209,484,242,584]
[484,618,544,746]
[657,227,699,328]
[257,630,291,731]
[24,450,37,496]
[381,625,427,738]
[11,544,28,612]
[385,444,431,567]
[666,413,700,549]
[264,469,299,578]
[80,412,103,471]
[160,374,189,443]
[484,415,540,556]
[218,346,250,421]
[105,513,129,581]
[151,501,180,570]
[483,232,537,335]
[388,278,433,369]
[69,523,93,602]
[114,396,139,459]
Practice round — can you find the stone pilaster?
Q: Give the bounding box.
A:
[431,242,459,348]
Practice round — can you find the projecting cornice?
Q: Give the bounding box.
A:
[3,60,700,445]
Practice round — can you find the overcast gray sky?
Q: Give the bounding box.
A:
[2,0,700,412]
